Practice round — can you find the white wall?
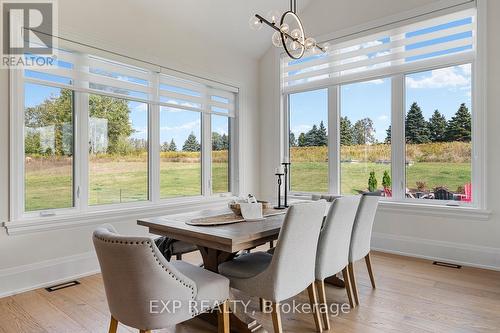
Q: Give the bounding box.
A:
[259,0,500,269]
[0,0,260,296]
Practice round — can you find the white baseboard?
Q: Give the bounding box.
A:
[372,232,500,271]
[0,251,99,298]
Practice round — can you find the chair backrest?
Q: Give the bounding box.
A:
[268,200,326,302]
[93,224,197,330]
[316,196,361,280]
[349,195,380,263]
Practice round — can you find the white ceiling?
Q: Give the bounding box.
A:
[59,0,312,60]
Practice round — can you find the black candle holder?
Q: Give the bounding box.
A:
[274,173,286,209]
[282,162,291,208]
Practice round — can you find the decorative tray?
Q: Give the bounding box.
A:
[187,208,287,226]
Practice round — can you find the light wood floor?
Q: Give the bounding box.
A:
[1,251,500,333]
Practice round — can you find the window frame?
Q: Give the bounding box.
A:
[281,2,487,211]
[9,58,239,221]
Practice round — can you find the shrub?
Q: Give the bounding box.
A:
[382,170,391,189]
[416,181,427,192]
[368,171,378,192]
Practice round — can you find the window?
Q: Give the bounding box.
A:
[89,95,149,205]
[405,65,472,202]
[24,83,74,211]
[289,89,328,193]
[160,108,202,198]
[11,45,239,220]
[282,6,482,208]
[212,115,230,193]
[340,79,391,195]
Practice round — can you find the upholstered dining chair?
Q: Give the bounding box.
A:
[314,195,361,330]
[218,200,327,333]
[348,194,380,306]
[93,224,230,333]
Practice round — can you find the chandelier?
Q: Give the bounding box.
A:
[249,0,328,59]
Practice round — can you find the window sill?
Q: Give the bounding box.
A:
[3,196,234,236]
[289,194,491,220]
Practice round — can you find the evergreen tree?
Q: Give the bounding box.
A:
[445,103,471,142]
[221,133,229,150]
[212,132,223,150]
[385,125,392,144]
[304,125,318,146]
[168,138,177,151]
[298,133,306,147]
[428,110,447,142]
[316,121,328,146]
[405,102,430,144]
[340,116,354,146]
[289,132,297,147]
[182,132,201,151]
[353,118,376,145]
[368,171,378,192]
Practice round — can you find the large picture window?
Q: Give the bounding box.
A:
[11,46,238,220]
[24,84,74,211]
[160,108,202,198]
[89,96,149,205]
[283,6,482,208]
[289,89,328,193]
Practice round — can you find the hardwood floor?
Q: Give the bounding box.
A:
[1,251,500,332]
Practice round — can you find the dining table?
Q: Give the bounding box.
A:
[137,205,345,333]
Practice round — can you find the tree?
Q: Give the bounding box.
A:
[340,116,354,146]
[428,110,447,142]
[315,121,328,146]
[168,138,177,151]
[445,103,471,142]
[289,132,297,147]
[212,132,223,150]
[304,125,318,146]
[405,102,430,144]
[221,133,229,150]
[353,118,376,145]
[298,133,306,147]
[183,132,201,152]
[385,125,391,144]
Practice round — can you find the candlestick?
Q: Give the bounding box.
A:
[274,172,286,210]
[282,162,291,208]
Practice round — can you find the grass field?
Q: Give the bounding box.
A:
[24,143,471,211]
[25,156,229,211]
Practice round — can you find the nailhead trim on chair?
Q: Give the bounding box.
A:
[94,235,199,316]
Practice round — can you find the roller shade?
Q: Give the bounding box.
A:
[282,8,476,93]
[23,49,237,117]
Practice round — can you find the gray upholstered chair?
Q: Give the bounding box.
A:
[93,224,230,333]
[314,195,361,330]
[218,200,327,333]
[348,194,380,306]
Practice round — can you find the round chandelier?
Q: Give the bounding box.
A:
[249,0,328,59]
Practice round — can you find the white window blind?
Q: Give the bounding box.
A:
[282,8,476,93]
[23,49,237,117]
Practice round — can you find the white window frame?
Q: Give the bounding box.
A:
[282,0,487,212]
[9,58,239,222]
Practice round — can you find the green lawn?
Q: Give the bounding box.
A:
[25,160,229,211]
[290,162,471,194]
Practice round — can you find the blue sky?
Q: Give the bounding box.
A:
[290,64,471,143]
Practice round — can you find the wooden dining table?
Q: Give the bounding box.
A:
[137,206,344,333]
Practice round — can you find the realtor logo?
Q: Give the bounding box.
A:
[1,0,58,68]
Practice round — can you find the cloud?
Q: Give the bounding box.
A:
[160,119,200,132]
[291,124,312,134]
[406,66,471,89]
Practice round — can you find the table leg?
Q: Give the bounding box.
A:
[197,246,264,333]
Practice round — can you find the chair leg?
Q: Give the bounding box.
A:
[307,283,323,333]
[108,316,118,333]
[341,267,355,308]
[315,280,330,331]
[218,300,230,333]
[176,253,182,260]
[271,303,283,333]
[365,253,376,289]
[348,263,360,306]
